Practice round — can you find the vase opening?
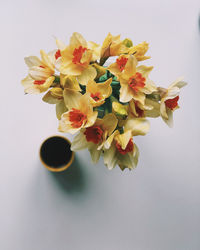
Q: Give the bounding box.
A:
[40,136,74,172]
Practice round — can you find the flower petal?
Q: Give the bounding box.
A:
[29,66,53,80]
[123,55,137,78]
[162,108,173,127]
[104,130,119,149]
[160,101,168,120]
[169,77,187,89]
[70,32,87,48]
[61,75,81,91]
[71,131,89,151]
[24,56,42,68]
[38,76,55,92]
[21,75,40,94]
[124,118,150,136]
[137,65,153,78]
[97,78,112,98]
[63,88,82,110]
[84,111,98,128]
[56,39,66,51]
[119,80,133,103]
[89,144,101,163]
[40,50,55,72]
[56,100,68,120]
[164,87,180,101]
[132,91,145,105]
[142,79,157,94]
[102,113,118,135]
[103,143,118,170]
[77,65,97,85]
[107,62,121,76]
[42,91,61,104]
[115,130,132,150]
[87,41,101,61]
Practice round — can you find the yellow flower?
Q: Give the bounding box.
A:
[103,117,150,170]
[86,78,112,107]
[21,75,55,94]
[100,33,128,61]
[21,50,55,94]
[71,113,118,163]
[103,130,139,170]
[59,32,97,85]
[158,77,187,127]
[58,89,98,134]
[119,55,157,105]
[128,41,150,61]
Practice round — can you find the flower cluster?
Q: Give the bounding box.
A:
[21,32,187,171]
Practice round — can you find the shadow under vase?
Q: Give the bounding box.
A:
[48,155,88,195]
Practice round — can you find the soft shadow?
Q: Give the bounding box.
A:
[49,155,88,195]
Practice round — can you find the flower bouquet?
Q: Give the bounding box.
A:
[21,32,187,171]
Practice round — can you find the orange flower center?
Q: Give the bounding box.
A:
[128,72,145,92]
[72,46,87,65]
[69,108,87,128]
[135,101,144,117]
[84,125,103,144]
[90,92,101,101]
[116,138,134,155]
[39,65,45,68]
[165,96,179,110]
[116,56,128,72]
[34,80,45,85]
[55,49,61,60]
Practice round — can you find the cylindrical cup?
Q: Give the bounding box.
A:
[39,135,74,172]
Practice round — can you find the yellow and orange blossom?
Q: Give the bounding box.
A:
[58,89,98,134]
[59,32,97,85]
[119,55,157,105]
[71,113,118,163]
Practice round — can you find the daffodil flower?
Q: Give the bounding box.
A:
[158,77,187,127]
[86,78,112,107]
[119,55,157,105]
[21,50,55,94]
[71,113,118,163]
[103,117,150,170]
[58,89,98,134]
[100,33,128,65]
[59,32,97,85]
[103,130,139,170]
[128,41,150,61]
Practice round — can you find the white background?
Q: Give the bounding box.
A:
[0,0,200,249]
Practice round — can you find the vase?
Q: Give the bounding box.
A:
[39,135,74,172]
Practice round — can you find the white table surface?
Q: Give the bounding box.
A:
[1,0,200,249]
